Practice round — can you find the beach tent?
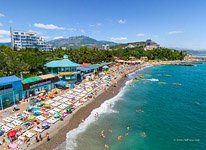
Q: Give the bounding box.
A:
[55,80,68,87]
[7,130,17,137]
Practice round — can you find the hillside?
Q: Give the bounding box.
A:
[0,42,11,47]
[48,36,117,48]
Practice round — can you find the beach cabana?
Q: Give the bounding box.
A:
[45,55,80,82]
[0,75,23,110]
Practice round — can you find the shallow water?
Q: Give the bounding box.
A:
[60,63,206,150]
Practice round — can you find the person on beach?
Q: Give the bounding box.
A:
[104,144,109,149]
[35,134,39,143]
[46,132,50,141]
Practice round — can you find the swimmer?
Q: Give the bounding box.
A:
[108,128,113,133]
[104,144,109,149]
[81,119,85,122]
[117,135,123,140]
[136,109,144,113]
[125,132,129,136]
[127,126,130,131]
[140,131,147,138]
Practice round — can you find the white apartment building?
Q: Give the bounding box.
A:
[10,29,52,51]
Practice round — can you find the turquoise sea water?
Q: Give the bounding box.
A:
[66,63,206,150]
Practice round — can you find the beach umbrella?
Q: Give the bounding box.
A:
[53,112,60,118]
[9,142,17,149]
[36,102,44,107]
[13,104,18,108]
[0,130,4,136]
[33,111,42,116]
[27,105,33,111]
[7,130,17,137]
[28,116,36,120]
[42,122,49,127]
[66,107,72,111]
[44,104,50,108]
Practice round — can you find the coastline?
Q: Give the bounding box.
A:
[30,73,128,150]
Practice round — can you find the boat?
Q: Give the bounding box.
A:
[139,75,144,79]
[158,82,166,84]
[146,78,159,82]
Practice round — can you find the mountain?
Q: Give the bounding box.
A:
[48,36,117,48]
[0,42,11,47]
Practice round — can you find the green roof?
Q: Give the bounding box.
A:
[89,64,101,69]
[45,55,80,68]
[22,77,42,84]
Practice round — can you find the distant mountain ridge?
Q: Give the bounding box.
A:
[0,42,11,47]
[48,35,117,48]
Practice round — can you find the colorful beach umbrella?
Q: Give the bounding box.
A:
[42,122,49,127]
[44,104,50,108]
[53,112,60,118]
[7,130,17,137]
[28,116,36,120]
[66,107,72,111]
[9,142,17,149]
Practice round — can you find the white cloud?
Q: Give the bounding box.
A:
[8,20,14,24]
[41,36,50,39]
[0,38,10,43]
[67,28,77,32]
[0,30,10,43]
[110,37,128,41]
[118,19,126,24]
[34,23,64,30]
[0,22,3,26]
[0,30,10,35]
[79,29,85,33]
[0,13,5,17]
[89,23,102,27]
[136,33,146,37]
[168,31,184,35]
[53,36,64,40]
[28,30,42,35]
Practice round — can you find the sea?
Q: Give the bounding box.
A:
[56,63,206,150]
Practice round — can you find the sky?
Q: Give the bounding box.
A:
[1,0,206,50]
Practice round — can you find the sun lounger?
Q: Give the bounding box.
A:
[53,96,62,101]
[23,111,30,115]
[58,104,67,110]
[53,108,61,112]
[60,98,69,103]
[47,117,59,124]
[45,100,54,104]
[48,109,56,114]
[0,122,4,127]
[36,116,46,121]
[51,102,61,107]
[1,125,12,132]
[64,101,72,105]
[7,123,15,128]
[33,127,44,133]
[22,131,35,138]
[3,117,14,123]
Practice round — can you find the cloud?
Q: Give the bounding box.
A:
[110,37,128,41]
[0,30,10,43]
[41,36,50,39]
[0,22,3,26]
[67,28,77,32]
[168,31,184,35]
[0,30,10,35]
[79,29,85,33]
[34,23,64,30]
[136,33,146,37]
[0,38,10,43]
[53,36,64,40]
[28,30,42,35]
[0,13,5,17]
[8,20,14,24]
[89,23,102,27]
[118,19,126,24]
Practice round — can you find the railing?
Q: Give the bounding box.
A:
[0,88,14,95]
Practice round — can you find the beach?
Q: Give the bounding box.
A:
[0,63,145,150]
[31,74,127,150]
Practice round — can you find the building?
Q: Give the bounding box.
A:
[10,28,53,51]
[22,74,59,98]
[144,39,160,50]
[0,76,23,109]
[44,55,80,82]
[102,44,110,50]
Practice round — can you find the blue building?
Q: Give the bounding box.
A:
[45,55,80,82]
[0,76,23,109]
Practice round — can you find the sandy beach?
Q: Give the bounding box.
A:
[30,75,127,150]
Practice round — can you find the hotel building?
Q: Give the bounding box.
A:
[10,29,53,51]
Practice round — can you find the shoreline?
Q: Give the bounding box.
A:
[31,75,127,150]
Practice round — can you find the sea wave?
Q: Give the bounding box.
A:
[63,84,128,150]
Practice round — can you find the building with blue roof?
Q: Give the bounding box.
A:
[0,75,23,109]
[45,55,81,82]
